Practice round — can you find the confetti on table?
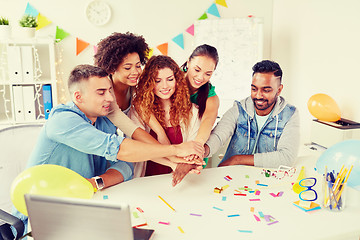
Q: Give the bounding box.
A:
[234,193,247,196]
[255,180,260,184]
[256,183,268,187]
[190,213,202,217]
[249,198,261,201]
[245,175,250,178]
[158,221,170,225]
[136,207,144,213]
[238,230,253,233]
[103,195,108,200]
[255,190,261,195]
[253,214,261,222]
[250,207,255,212]
[178,226,185,233]
[222,196,227,201]
[267,221,279,225]
[277,191,284,197]
[158,195,176,212]
[133,223,148,228]
[133,212,139,218]
[213,206,224,211]
[258,211,264,218]
[228,214,240,217]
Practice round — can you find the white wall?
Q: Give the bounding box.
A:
[0,0,273,102]
[1,0,359,145]
[271,0,360,143]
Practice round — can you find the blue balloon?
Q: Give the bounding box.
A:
[316,139,360,190]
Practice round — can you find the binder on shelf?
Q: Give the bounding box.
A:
[22,85,36,121]
[12,85,25,122]
[42,84,53,120]
[7,46,23,82]
[21,46,34,82]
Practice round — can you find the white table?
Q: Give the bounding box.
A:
[93,155,360,240]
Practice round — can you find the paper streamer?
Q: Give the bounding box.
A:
[76,38,90,56]
[36,13,51,30]
[25,2,39,17]
[207,3,220,17]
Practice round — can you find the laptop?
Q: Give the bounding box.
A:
[25,194,154,240]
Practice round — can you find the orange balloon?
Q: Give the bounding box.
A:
[307,93,341,122]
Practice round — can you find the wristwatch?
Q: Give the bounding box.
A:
[92,176,104,190]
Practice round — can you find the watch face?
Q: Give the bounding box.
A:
[85,1,111,26]
[95,177,104,189]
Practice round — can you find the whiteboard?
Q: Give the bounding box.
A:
[194,18,263,116]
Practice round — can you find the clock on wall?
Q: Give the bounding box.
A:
[85,0,112,26]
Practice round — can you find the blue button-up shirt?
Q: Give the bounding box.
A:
[27,101,134,180]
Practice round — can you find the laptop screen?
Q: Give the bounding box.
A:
[25,194,134,240]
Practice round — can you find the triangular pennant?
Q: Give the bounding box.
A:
[186,24,194,36]
[146,48,154,58]
[215,0,228,8]
[172,33,184,49]
[207,3,220,17]
[93,45,98,54]
[76,38,90,56]
[24,2,39,17]
[198,12,208,20]
[36,13,51,30]
[55,26,70,42]
[157,43,168,55]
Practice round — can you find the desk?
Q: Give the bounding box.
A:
[93,155,360,240]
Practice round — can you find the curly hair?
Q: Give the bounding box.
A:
[94,32,149,75]
[133,55,192,130]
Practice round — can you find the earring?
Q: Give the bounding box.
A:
[182,65,188,72]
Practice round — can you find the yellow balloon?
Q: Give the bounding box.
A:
[307,93,341,122]
[11,164,94,216]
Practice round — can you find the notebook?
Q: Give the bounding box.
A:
[25,194,154,240]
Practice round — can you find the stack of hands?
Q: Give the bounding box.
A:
[171,141,206,187]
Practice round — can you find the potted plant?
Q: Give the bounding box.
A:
[0,17,10,39]
[18,14,38,38]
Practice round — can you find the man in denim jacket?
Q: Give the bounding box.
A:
[205,60,300,168]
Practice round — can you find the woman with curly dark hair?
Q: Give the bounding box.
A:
[94,33,205,180]
[94,32,149,113]
[130,55,202,177]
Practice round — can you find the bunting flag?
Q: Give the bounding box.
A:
[24,2,39,17]
[157,43,168,55]
[93,45,98,54]
[207,3,220,17]
[146,48,154,58]
[172,33,184,49]
[76,38,90,56]
[198,12,208,20]
[55,26,70,42]
[36,13,52,30]
[215,0,228,8]
[186,24,194,36]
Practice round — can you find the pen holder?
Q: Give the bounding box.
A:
[322,179,346,211]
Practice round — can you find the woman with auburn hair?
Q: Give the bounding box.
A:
[149,44,220,167]
[130,55,202,177]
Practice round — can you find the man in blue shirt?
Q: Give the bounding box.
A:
[14,64,205,234]
[28,64,204,189]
